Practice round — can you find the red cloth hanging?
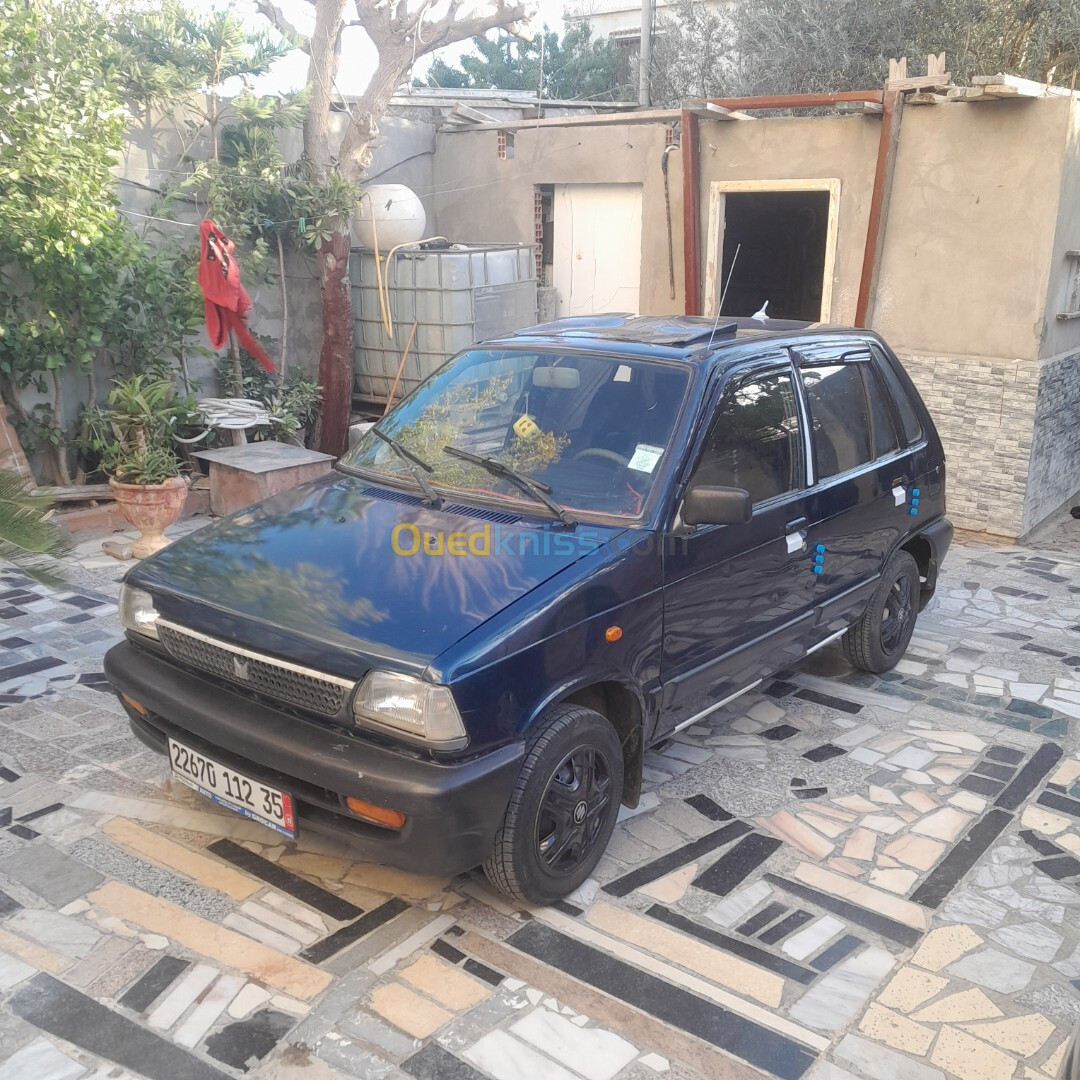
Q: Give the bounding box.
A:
[197,220,275,373]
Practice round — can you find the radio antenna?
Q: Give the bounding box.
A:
[717,242,741,320]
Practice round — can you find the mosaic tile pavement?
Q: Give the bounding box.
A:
[0,525,1078,1079]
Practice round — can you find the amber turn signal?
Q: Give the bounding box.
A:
[345,797,406,829]
[121,693,148,716]
[605,625,623,642]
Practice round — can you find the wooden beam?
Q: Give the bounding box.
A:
[681,108,702,316]
[836,101,884,114]
[31,484,114,503]
[972,73,1074,96]
[684,102,756,121]
[704,91,884,111]
[906,92,951,105]
[856,88,903,328]
[443,108,682,132]
[884,74,952,92]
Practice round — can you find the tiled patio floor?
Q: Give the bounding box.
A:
[0,518,1078,1079]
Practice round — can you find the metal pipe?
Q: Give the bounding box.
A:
[681,108,701,315]
[639,0,653,107]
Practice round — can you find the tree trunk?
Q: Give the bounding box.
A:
[50,369,72,487]
[276,231,288,383]
[313,229,354,456]
[229,334,243,398]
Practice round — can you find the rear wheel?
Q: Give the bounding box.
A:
[484,703,623,904]
[842,549,920,673]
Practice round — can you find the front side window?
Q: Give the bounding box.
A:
[801,363,874,479]
[691,370,804,505]
[339,348,689,520]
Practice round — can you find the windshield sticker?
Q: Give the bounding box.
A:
[628,443,664,473]
[513,414,540,439]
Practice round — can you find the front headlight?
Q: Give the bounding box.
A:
[119,584,160,640]
[353,671,467,748]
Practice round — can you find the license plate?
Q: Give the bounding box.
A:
[168,738,296,839]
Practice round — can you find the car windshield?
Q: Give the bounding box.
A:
[339,348,690,520]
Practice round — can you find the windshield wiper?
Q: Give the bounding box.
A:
[443,445,575,527]
[372,428,441,507]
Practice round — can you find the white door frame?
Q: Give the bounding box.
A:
[703,178,842,321]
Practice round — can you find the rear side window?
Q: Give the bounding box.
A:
[874,350,924,446]
[862,365,901,458]
[692,370,803,504]
[801,364,873,478]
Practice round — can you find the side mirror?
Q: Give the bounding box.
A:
[682,484,752,527]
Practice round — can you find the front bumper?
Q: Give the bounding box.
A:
[104,640,524,877]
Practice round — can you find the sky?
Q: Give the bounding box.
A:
[221,0,572,96]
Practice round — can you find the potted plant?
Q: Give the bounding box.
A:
[103,376,191,558]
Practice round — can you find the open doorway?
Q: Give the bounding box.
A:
[704,180,841,322]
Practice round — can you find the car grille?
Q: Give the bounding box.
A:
[157,622,352,717]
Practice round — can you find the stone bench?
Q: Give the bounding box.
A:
[193,441,335,517]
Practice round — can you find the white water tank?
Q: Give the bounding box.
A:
[353,184,426,249]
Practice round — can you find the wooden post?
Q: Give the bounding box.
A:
[681,108,701,315]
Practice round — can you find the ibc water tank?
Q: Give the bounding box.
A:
[353,185,426,249]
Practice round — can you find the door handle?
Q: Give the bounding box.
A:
[785,518,808,554]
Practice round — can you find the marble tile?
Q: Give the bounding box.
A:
[1020,806,1071,834]
[789,947,894,1033]
[237,902,320,946]
[797,813,847,839]
[637,864,697,904]
[902,770,935,786]
[223,913,301,955]
[780,915,844,961]
[930,1026,1018,1080]
[260,893,328,935]
[869,868,918,893]
[638,1052,670,1072]
[401,955,491,1011]
[910,729,985,752]
[911,988,1002,1023]
[900,791,940,814]
[147,963,218,1030]
[843,828,877,861]
[945,948,1036,993]
[832,725,883,748]
[1024,875,1080,904]
[6,910,99,959]
[858,1003,934,1055]
[827,858,864,877]
[1009,683,1049,702]
[883,834,946,871]
[227,983,272,1020]
[959,1014,1056,1056]
[174,973,245,1048]
[703,880,772,928]
[465,1030,579,1080]
[0,949,35,991]
[877,968,949,1013]
[754,811,834,859]
[833,1033,945,1080]
[586,902,785,1008]
[989,921,1063,962]
[793,864,929,930]
[911,807,972,842]
[370,983,452,1039]
[832,795,881,814]
[910,925,984,972]
[888,747,937,770]
[983,885,1063,923]
[861,815,906,835]
[867,785,902,805]
[510,1008,637,1080]
[849,747,885,766]
[0,1037,85,1080]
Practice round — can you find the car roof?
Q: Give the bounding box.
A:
[486,314,871,366]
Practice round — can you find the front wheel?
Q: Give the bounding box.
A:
[842,549,920,673]
[484,704,623,904]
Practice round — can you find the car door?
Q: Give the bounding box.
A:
[658,359,816,735]
[794,343,912,636]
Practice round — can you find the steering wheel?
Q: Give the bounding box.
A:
[574,447,630,467]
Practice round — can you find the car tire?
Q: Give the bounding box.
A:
[842,549,920,674]
[483,703,623,905]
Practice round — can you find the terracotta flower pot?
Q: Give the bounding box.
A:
[109,476,190,558]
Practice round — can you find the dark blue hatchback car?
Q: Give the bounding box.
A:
[106,315,952,903]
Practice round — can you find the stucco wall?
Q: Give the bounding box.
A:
[874,98,1068,363]
[430,121,684,315]
[694,114,880,324]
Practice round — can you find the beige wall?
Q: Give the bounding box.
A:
[694,115,880,324]
[431,122,684,315]
[874,98,1068,363]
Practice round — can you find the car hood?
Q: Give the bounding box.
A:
[130,473,627,676]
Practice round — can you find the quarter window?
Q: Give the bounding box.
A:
[801,364,874,478]
[691,371,803,505]
[863,365,901,458]
[874,350,924,446]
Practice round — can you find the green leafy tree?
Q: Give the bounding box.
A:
[422,22,629,100]
[0,0,132,485]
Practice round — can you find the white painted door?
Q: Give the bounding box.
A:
[553,184,642,317]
